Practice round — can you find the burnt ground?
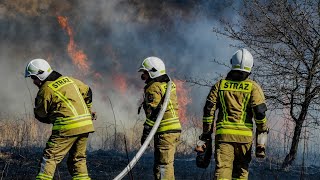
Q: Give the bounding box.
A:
[0,148,319,180]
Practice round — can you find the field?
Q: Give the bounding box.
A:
[1,116,320,180]
[1,147,320,179]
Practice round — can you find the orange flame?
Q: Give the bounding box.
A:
[57,16,90,74]
[175,79,192,123]
[113,74,128,94]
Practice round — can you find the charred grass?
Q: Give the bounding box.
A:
[1,148,320,180]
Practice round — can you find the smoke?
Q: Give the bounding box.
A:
[0,1,240,134]
[2,1,320,167]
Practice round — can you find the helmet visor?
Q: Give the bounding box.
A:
[25,68,31,78]
[138,63,149,72]
[25,63,45,78]
[25,64,34,78]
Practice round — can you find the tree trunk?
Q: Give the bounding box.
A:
[282,120,303,169]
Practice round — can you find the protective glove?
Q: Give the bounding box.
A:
[199,133,212,141]
[256,128,269,158]
[91,112,97,120]
[34,113,51,124]
[195,140,206,153]
[141,134,148,145]
[195,133,212,152]
[141,125,152,145]
[195,133,212,168]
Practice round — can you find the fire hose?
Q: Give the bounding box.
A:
[113,80,172,180]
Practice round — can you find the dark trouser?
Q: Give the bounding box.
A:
[214,142,252,180]
[153,132,181,180]
[36,133,91,180]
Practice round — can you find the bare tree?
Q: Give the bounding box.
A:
[213,0,320,169]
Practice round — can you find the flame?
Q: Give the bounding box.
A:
[57,16,90,74]
[174,79,192,123]
[113,74,128,94]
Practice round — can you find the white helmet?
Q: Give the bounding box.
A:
[138,56,166,78]
[25,59,53,81]
[230,48,253,73]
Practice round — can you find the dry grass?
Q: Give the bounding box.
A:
[1,113,320,179]
[0,114,50,149]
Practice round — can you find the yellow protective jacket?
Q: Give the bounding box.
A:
[203,77,268,143]
[143,76,181,133]
[34,72,94,136]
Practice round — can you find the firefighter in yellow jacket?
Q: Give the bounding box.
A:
[199,49,269,180]
[139,56,181,180]
[24,59,95,180]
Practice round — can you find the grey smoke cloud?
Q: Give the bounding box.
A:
[0,0,239,126]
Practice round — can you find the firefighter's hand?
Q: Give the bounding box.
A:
[91,112,97,120]
[195,140,206,153]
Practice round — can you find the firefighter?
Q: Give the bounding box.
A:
[198,49,269,179]
[139,56,181,180]
[25,59,95,180]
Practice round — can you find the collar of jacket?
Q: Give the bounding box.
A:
[40,71,62,87]
[144,74,170,90]
[226,70,250,81]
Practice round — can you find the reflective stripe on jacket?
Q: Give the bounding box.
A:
[203,78,268,143]
[34,76,94,136]
[143,81,181,133]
